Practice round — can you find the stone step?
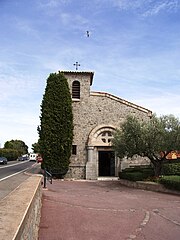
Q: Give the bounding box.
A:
[98,177,119,181]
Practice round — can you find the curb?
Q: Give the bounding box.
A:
[119,179,180,195]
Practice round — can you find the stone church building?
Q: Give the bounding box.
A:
[61,71,152,180]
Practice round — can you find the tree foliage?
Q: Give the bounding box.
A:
[38,72,73,175]
[31,141,40,153]
[112,114,180,176]
[0,148,20,160]
[1,139,28,160]
[4,139,28,155]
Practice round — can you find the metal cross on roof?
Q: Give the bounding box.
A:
[73,61,80,70]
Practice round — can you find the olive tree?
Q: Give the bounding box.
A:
[112,114,180,176]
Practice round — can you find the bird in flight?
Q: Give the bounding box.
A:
[86,31,90,37]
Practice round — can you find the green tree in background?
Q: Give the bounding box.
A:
[4,139,28,155]
[38,72,73,176]
[1,139,28,160]
[31,141,40,153]
[0,148,19,161]
[112,114,180,176]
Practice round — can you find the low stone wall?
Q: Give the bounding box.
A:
[119,178,180,195]
[0,175,42,240]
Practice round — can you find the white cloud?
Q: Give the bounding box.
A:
[110,0,180,15]
[0,64,42,100]
[15,18,39,37]
[143,0,179,16]
[134,93,180,118]
[111,0,146,10]
[60,12,89,30]
[38,0,67,8]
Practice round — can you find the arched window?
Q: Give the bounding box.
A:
[72,81,80,99]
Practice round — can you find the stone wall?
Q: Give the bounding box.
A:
[65,165,85,179]
[0,175,42,240]
[69,92,151,178]
[119,179,180,195]
[121,155,151,170]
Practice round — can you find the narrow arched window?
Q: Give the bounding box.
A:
[72,81,80,99]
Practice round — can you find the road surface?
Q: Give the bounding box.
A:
[0,161,42,200]
[39,180,180,240]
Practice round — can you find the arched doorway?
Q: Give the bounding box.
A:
[86,125,119,179]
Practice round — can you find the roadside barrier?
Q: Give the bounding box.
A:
[0,175,42,240]
[43,169,52,188]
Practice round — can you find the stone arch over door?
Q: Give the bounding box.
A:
[88,124,115,147]
[86,125,119,180]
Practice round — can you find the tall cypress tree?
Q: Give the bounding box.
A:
[38,72,73,175]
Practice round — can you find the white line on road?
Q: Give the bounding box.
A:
[0,167,30,182]
[0,161,32,169]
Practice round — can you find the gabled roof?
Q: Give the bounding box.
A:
[60,71,94,86]
[90,91,152,116]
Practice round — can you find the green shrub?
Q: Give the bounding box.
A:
[119,171,143,181]
[162,163,180,176]
[0,148,19,160]
[119,167,154,181]
[159,175,180,191]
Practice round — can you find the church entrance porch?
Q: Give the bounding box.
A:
[86,124,120,180]
[98,151,115,177]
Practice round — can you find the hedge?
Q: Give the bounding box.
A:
[119,167,154,181]
[159,175,180,191]
[162,163,180,176]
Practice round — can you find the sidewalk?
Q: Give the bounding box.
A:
[38,179,180,240]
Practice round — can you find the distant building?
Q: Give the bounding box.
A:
[161,151,180,160]
[60,71,152,180]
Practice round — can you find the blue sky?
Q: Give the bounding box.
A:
[0,0,180,150]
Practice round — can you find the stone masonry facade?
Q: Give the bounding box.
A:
[60,71,152,180]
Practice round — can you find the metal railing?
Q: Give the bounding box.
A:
[43,169,52,188]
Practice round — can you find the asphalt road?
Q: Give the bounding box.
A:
[39,180,180,240]
[0,161,42,200]
[0,160,35,180]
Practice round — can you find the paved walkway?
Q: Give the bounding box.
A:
[38,180,180,240]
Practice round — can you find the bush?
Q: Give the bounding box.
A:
[0,148,19,160]
[119,171,144,181]
[159,175,180,191]
[119,167,154,181]
[162,163,180,176]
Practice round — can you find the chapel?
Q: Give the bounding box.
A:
[61,71,152,180]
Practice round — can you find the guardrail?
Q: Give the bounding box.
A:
[43,168,67,188]
[43,169,52,188]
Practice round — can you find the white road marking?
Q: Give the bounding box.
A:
[0,161,29,168]
[0,167,30,182]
